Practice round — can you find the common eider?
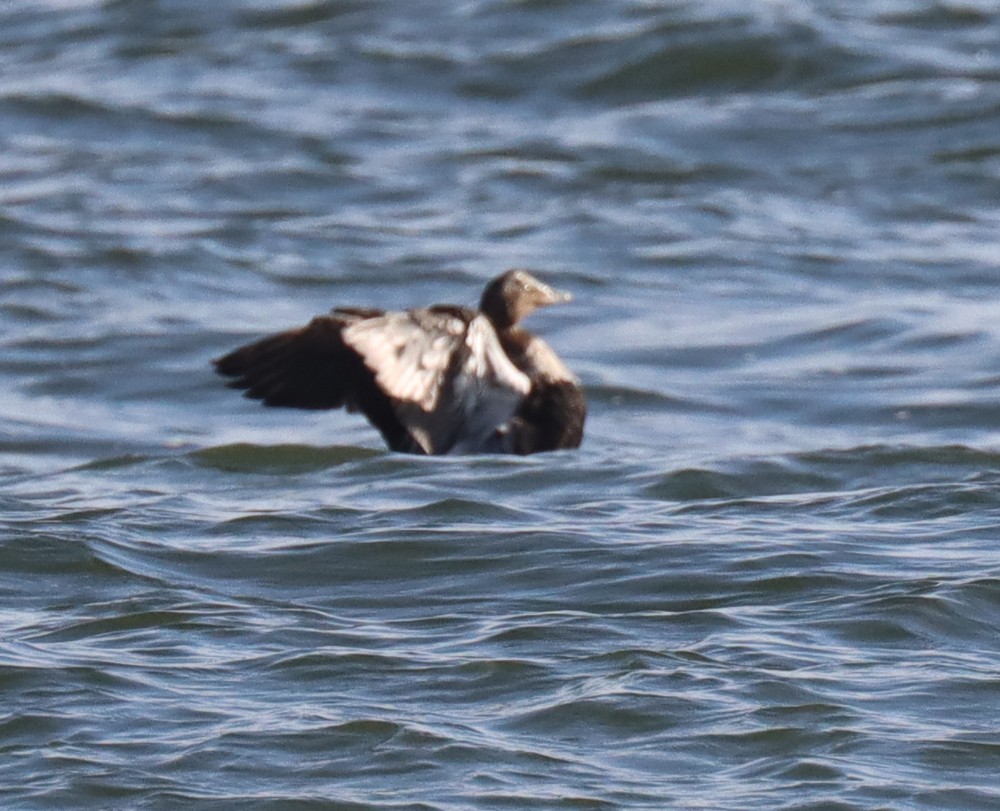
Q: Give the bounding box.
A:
[213,270,586,455]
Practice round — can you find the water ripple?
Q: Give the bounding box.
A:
[4,0,1000,807]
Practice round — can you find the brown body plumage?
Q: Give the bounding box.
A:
[213,270,586,455]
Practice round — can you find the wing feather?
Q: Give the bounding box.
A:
[343,310,530,454]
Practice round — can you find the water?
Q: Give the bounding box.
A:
[3,1,1000,808]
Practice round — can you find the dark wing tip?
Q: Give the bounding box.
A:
[212,322,355,410]
[213,349,246,379]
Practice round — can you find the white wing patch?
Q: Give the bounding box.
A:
[463,316,531,395]
[446,316,531,454]
[342,310,464,411]
[342,311,531,454]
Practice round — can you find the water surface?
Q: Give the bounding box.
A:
[3,1,1000,808]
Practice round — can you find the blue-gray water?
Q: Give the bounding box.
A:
[3,1,1000,808]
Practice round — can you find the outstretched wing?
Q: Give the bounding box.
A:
[340,308,466,412]
[213,308,423,452]
[215,306,532,454]
[213,313,369,409]
[343,308,531,454]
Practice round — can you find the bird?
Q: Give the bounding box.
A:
[213,270,586,455]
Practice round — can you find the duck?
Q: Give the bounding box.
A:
[213,270,586,455]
